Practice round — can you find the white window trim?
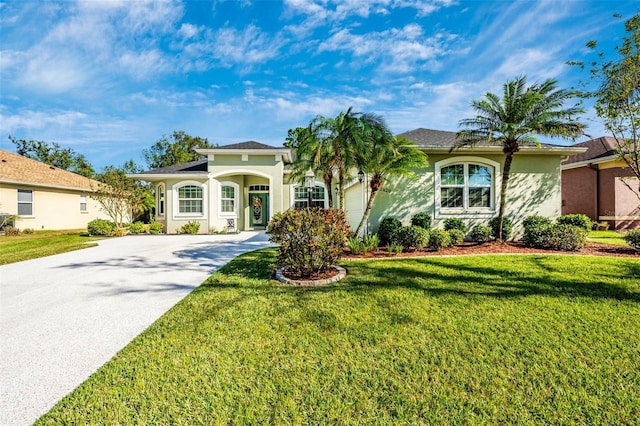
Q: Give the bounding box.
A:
[17,189,34,217]
[434,157,501,219]
[156,183,166,218]
[290,181,329,209]
[173,181,207,219]
[80,194,88,212]
[218,181,239,218]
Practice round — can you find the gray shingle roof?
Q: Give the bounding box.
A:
[562,137,618,165]
[399,128,569,149]
[217,141,282,150]
[135,159,208,175]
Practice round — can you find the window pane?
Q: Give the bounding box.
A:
[179,200,202,213]
[469,165,492,186]
[221,199,234,213]
[469,187,491,207]
[18,203,32,215]
[18,189,33,202]
[221,186,235,199]
[441,165,464,185]
[441,187,463,208]
[294,187,307,200]
[312,186,324,201]
[179,186,202,199]
[294,201,307,209]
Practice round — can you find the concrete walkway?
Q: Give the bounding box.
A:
[0,232,271,425]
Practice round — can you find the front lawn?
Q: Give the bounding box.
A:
[0,230,101,265]
[37,249,640,425]
[587,230,628,246]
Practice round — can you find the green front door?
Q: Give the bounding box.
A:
[249,193,269,227]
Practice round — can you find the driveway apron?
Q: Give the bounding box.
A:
[0,231,271,426]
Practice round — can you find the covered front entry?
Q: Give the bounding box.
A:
[249,191,269,228]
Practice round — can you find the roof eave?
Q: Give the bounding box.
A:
[0,178,96,192]
[196,148,292,162]
[422,146,588,155]
[561,154,621,170]
[127,173,209,181]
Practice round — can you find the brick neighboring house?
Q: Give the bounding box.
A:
[561,137,640,230]
[0,149,111,231]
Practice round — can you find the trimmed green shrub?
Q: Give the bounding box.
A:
[489,216,513,241]
[548,224,587,251]
[129,221,146,234]
[396,226,430,251]
[624,229,640,250]
[444,217,466,233]
[87,219,115,236]
[267,208,350,278]
[149,221,164,235]
[378,217,402,246]
[448,229,465,245]
[180,221,201,235]
[557,214,592,232]
[522,215,554,247]
[410,212,432,230]
[469,225,492,243]
[429,229,452,250]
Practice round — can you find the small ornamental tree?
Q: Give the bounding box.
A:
[267,208,350,278]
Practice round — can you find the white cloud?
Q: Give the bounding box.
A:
[212,25,283,66]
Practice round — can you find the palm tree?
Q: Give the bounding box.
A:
[285,126,335,208]
[455,76,586,241]
[310,107,387,209]
[354,134,428,237]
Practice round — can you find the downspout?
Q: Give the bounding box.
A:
[589,163,599,223]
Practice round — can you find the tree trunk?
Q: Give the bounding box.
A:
[497,153,513,242]
[354,188,380,238]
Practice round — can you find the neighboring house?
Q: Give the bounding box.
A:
[129,129,584,237]
[0,149,110,231]
[561,137,640,230]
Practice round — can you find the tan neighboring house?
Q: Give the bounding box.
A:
[561,137,640,230]
[0,149,110,231]
[130,130,584,238]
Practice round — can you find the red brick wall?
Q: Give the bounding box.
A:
[561,167,597,220]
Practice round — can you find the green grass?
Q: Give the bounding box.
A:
[37,249,640,425]
[0,230,102,265]
[587,230,629,246]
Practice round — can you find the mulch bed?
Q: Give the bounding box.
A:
[343,241,639,259]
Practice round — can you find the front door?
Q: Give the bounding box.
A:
[249,193,269,227]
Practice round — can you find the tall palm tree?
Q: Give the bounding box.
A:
[354,134,428,237]
[455,76,586,240]
[285,126,335,208]
[310,107,387,209]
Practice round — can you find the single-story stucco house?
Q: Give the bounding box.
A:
[129,128,585,237]
[0,149,111,231]
[561,137,640,230]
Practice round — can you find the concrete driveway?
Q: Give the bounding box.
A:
[0,231,271,426]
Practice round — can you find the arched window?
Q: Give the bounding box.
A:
[156,183,165,217]
[218,181,239,217]
[293,185,326,209]
[435,158,498,217]
[177,184,203,214]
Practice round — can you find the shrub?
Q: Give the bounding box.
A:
[624,229,640,250]
[410,212,432,230]
[22,228,34,234]
[129,221,146,234]
[444,217,466,233]
[149,221,164,235]
[469,225,492,243]
[363,233,380,252]
[114,228,128,237]
[387,243,403,255]
[2,226,21,236]
[548,224,587,251]
[522,215,553,247]
[347,236,365,255]
[87,219,115,236]
[557,214,592,232]
[429,228,452,250]
[267,208,350,278]
[489,216,513,241]
[448,229,465,245]
[180,221,201,235]
[396,226,430,251]
[378,217,402,246]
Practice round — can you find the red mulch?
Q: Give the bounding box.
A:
[343,241,639,259]
[281,268,341,281]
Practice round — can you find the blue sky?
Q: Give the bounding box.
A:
[0,0,637,171]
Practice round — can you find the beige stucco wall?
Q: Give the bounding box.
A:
[360,153,563,238]
[0,183,109,231]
